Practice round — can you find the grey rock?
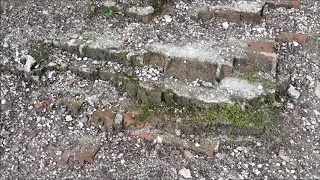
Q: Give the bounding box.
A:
[11,145,19,152]
[102,0,116,8]
[114,111,123,132]
[127,6,154,16]
[3,41,9,48]
[183,150,194,159]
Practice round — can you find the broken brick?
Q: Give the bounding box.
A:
[75,144,100,165]
[276,1,301,9]
[134,133,157,141]
[276,33,309,46]
[91,109,117,132]
[247,40,275,53]
[123,110,145,129]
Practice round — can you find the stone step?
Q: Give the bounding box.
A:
[6,32,318,136]
[97,0,302,24]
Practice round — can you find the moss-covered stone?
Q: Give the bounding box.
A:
[148,0,170,15]
[142,52,166,68]
[121,76,141,98]
[189,103,278,128]
[29,40,51,63]
[161,90,174,106]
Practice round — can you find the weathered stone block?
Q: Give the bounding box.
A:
[212,9,241,22]
[209,1,264,23]
[234,40,276,74]
[219,65,233,80]
[165,58,217,83]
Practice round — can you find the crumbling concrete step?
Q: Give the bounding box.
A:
[196,0,301,22]
[45,35,284,107]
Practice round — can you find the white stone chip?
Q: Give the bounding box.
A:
[156,136,163,144]
[163,15,173,23]
[179,168,192,179]
[56,151,62,156]
[3,42,9,48]
[293,41,299,46]
[1,99,6,105]
[288,85,300,99]
[315,82,320,99]
[65,115,73,122]
[222,21,229,29]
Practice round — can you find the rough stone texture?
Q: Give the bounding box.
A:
[102,0,116,8]
[147,43,231,66]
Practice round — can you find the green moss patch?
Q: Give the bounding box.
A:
[29,40,51,66]
[187,99,282,129]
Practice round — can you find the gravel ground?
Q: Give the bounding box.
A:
[0,0,319,179]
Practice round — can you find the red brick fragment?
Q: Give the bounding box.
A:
[276,1,301,9]
[91,109,117,132]
[247,40,275,53]
[276,33,309,46]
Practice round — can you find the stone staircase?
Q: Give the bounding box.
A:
[1,0,319,156]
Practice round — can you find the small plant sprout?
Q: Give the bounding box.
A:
[104,9,115,18]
